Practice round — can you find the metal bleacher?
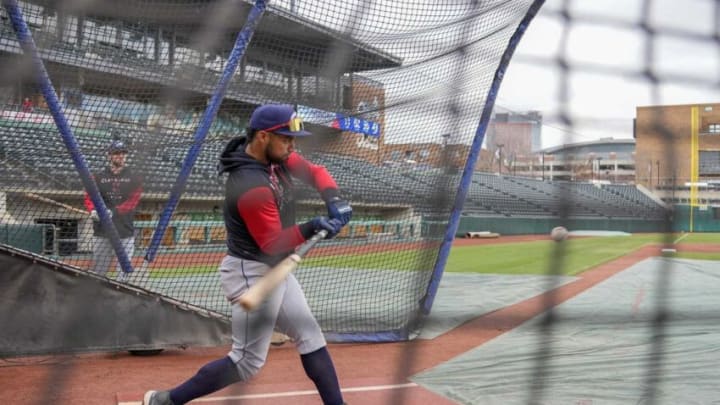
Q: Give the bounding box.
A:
[0,121,110,189]
[472,174,554,217]
[603,184,666,215]
[467,173,667,219]
[1,122,668,219]
[305,152,431,206]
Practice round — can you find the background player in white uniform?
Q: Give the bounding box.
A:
[143,104,352,405]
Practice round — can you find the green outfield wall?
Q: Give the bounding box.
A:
[0,224,49,254]
[456,216,667,236]
[671,205,720,232]
[456,204,720,236]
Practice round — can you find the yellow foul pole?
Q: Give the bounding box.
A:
[689,106,699,232]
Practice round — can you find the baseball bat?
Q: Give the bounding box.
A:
[22,192,89,216]
[237,229,328,311]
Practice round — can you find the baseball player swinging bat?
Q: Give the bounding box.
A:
[236,229,328,311]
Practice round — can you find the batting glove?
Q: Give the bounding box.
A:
[326,196,352,227]
[309,216,343,239]
[90,210,99,221]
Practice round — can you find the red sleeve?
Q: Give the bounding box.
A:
[83,192,95,212]
[237,186,305,255]
[286,152,337,193]
[115,185,142,215]
[84,174,97,211]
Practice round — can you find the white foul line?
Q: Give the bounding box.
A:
[119,382,419,405]
[672,232,689,245]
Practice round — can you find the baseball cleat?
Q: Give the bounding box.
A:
[143,390,174,405]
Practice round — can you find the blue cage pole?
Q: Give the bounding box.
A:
[142,0,268,268]
[420,0,546,315]
[3,0,133,276]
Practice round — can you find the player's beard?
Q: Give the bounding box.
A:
[265,145,289,164]
[111,158,125,170]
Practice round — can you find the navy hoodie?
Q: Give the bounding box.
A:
[84,166,142,239]
[218,136,339,265]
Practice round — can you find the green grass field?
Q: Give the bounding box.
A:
[304,234,652,276]
[304,233,720,276]
[448,234,668,276]
[145,233,720,278]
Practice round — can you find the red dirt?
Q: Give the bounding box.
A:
[0,238,713,405]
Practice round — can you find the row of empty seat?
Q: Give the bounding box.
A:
[470,174,666,219]
[0,125,667,219]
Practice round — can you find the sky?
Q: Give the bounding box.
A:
[498,0,720,149]
[272,0,719,148]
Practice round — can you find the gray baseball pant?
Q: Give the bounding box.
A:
[91,236,135,276]
[218,255,327,380]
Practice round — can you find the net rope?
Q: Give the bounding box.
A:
[1,0,719,403]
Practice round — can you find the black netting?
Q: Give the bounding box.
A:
[0,0,541,342]
[3,1,720,404]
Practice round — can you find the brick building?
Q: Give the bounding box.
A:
[635,103,720,188]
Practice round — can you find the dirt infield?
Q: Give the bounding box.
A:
[63,239,447,269]
[6,235,708,405]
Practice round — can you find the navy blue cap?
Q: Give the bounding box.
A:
[108,140,128,153]
[249,104,312,137]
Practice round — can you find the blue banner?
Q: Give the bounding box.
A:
[336,113,381,137]
[296,104,381,137]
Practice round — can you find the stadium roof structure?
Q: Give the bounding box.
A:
[29,0,402,72]
[540,138,636,154]
[258,5,402,71]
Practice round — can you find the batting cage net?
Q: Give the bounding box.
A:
[0,0,543,349]
[3,0,720,404]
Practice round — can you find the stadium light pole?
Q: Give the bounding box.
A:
[440,133,451,171]
[496,143,504,174]
[672,173,677,201]
[656,159,660,187]
[611,152,617,183]
[649,160,653,188]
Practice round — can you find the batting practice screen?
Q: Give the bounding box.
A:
[0,0,541,347]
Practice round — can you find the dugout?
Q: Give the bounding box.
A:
[0,223,49,254]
